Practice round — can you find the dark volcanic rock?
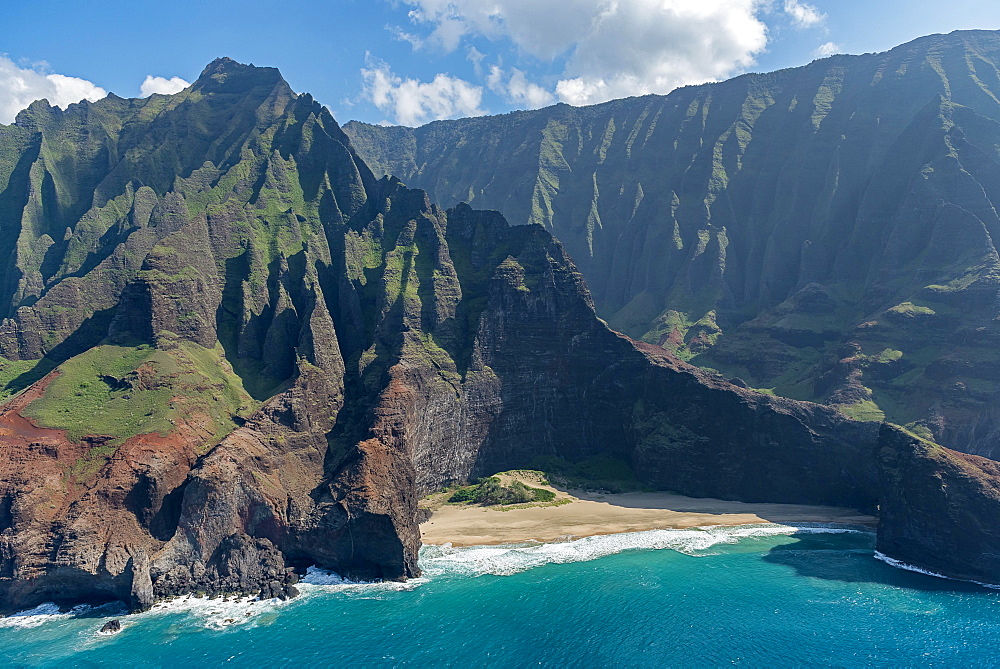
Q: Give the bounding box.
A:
[877,424,1000,583]
[99,619,121,634]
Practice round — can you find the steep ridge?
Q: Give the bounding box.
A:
[345,30,1000,457]
[0,58,997,612]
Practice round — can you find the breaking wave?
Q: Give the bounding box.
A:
[419,524,865,577]
[0,602,89,629]
[133,568,429,630]
[873,550,1000,589]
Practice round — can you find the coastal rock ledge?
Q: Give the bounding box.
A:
[0,58,998,614]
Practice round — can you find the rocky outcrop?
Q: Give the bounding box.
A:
[99,619,121,634]
[0,367,226,612]
[876,424,1000,582]
[345,30,1000,458]
[2,56,1000,614]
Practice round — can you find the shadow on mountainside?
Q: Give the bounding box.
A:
[3,306,120,396]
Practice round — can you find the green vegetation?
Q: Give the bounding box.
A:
[23,342,255,447]
[448,475,556,505]
[886,302,936,317]
[495,498,572,512]
[0,357,48,400]
[901,422,936,441]
[641,309,719,358]
[836,399,886,422]
[873,349,904,363]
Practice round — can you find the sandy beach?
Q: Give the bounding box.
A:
[419,472,877,546]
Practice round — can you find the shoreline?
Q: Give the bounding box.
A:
[420,472,877,547]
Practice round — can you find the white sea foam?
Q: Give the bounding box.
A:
[0,602,83,629]
[135,568,433,630]
[112,568,380,631]
[873,550,950,579]
[300,566,354,586]
[419,524,863,577]
[0,571,431,633]
[873,550,1000,590]
[298,566,428,596]
[136,588,317,631]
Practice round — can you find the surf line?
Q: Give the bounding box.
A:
[873,550,1000,589]
[419,523,869,577]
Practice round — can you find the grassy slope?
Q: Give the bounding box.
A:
[22,341,256,447]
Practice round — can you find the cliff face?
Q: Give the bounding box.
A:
[345,30,1000,458]
[1,57,1000,613]
[876,424,1000,582]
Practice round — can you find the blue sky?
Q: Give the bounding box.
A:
[2,0,999,126]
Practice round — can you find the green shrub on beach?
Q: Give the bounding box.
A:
[448,486,478,503]
[448,477,555,505]
[531,488,556,502]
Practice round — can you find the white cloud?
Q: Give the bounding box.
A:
[488,65,554,108]
[466,45,486,75]
[139,75,190,97]
[362,57,486,126]
[813,41,841,58]
[388,24,426,50]
[402,0,602,59]
[486,64,504,93]
[559,0,769,105]
[0,55,107,124]
[783,0,825,28]
[398,0,770,107]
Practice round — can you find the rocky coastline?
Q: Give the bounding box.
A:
[0,56,999,615]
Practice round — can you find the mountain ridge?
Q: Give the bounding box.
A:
[344,28,1000,457]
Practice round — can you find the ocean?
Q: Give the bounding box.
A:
[3,525,999,667]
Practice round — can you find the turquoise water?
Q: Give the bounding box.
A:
[3,525,1000,667]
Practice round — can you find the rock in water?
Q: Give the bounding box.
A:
[99,620,122,635]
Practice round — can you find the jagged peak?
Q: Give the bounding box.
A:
[199,56,262,78]
[194,57,290,95]
[12,98,58,127]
